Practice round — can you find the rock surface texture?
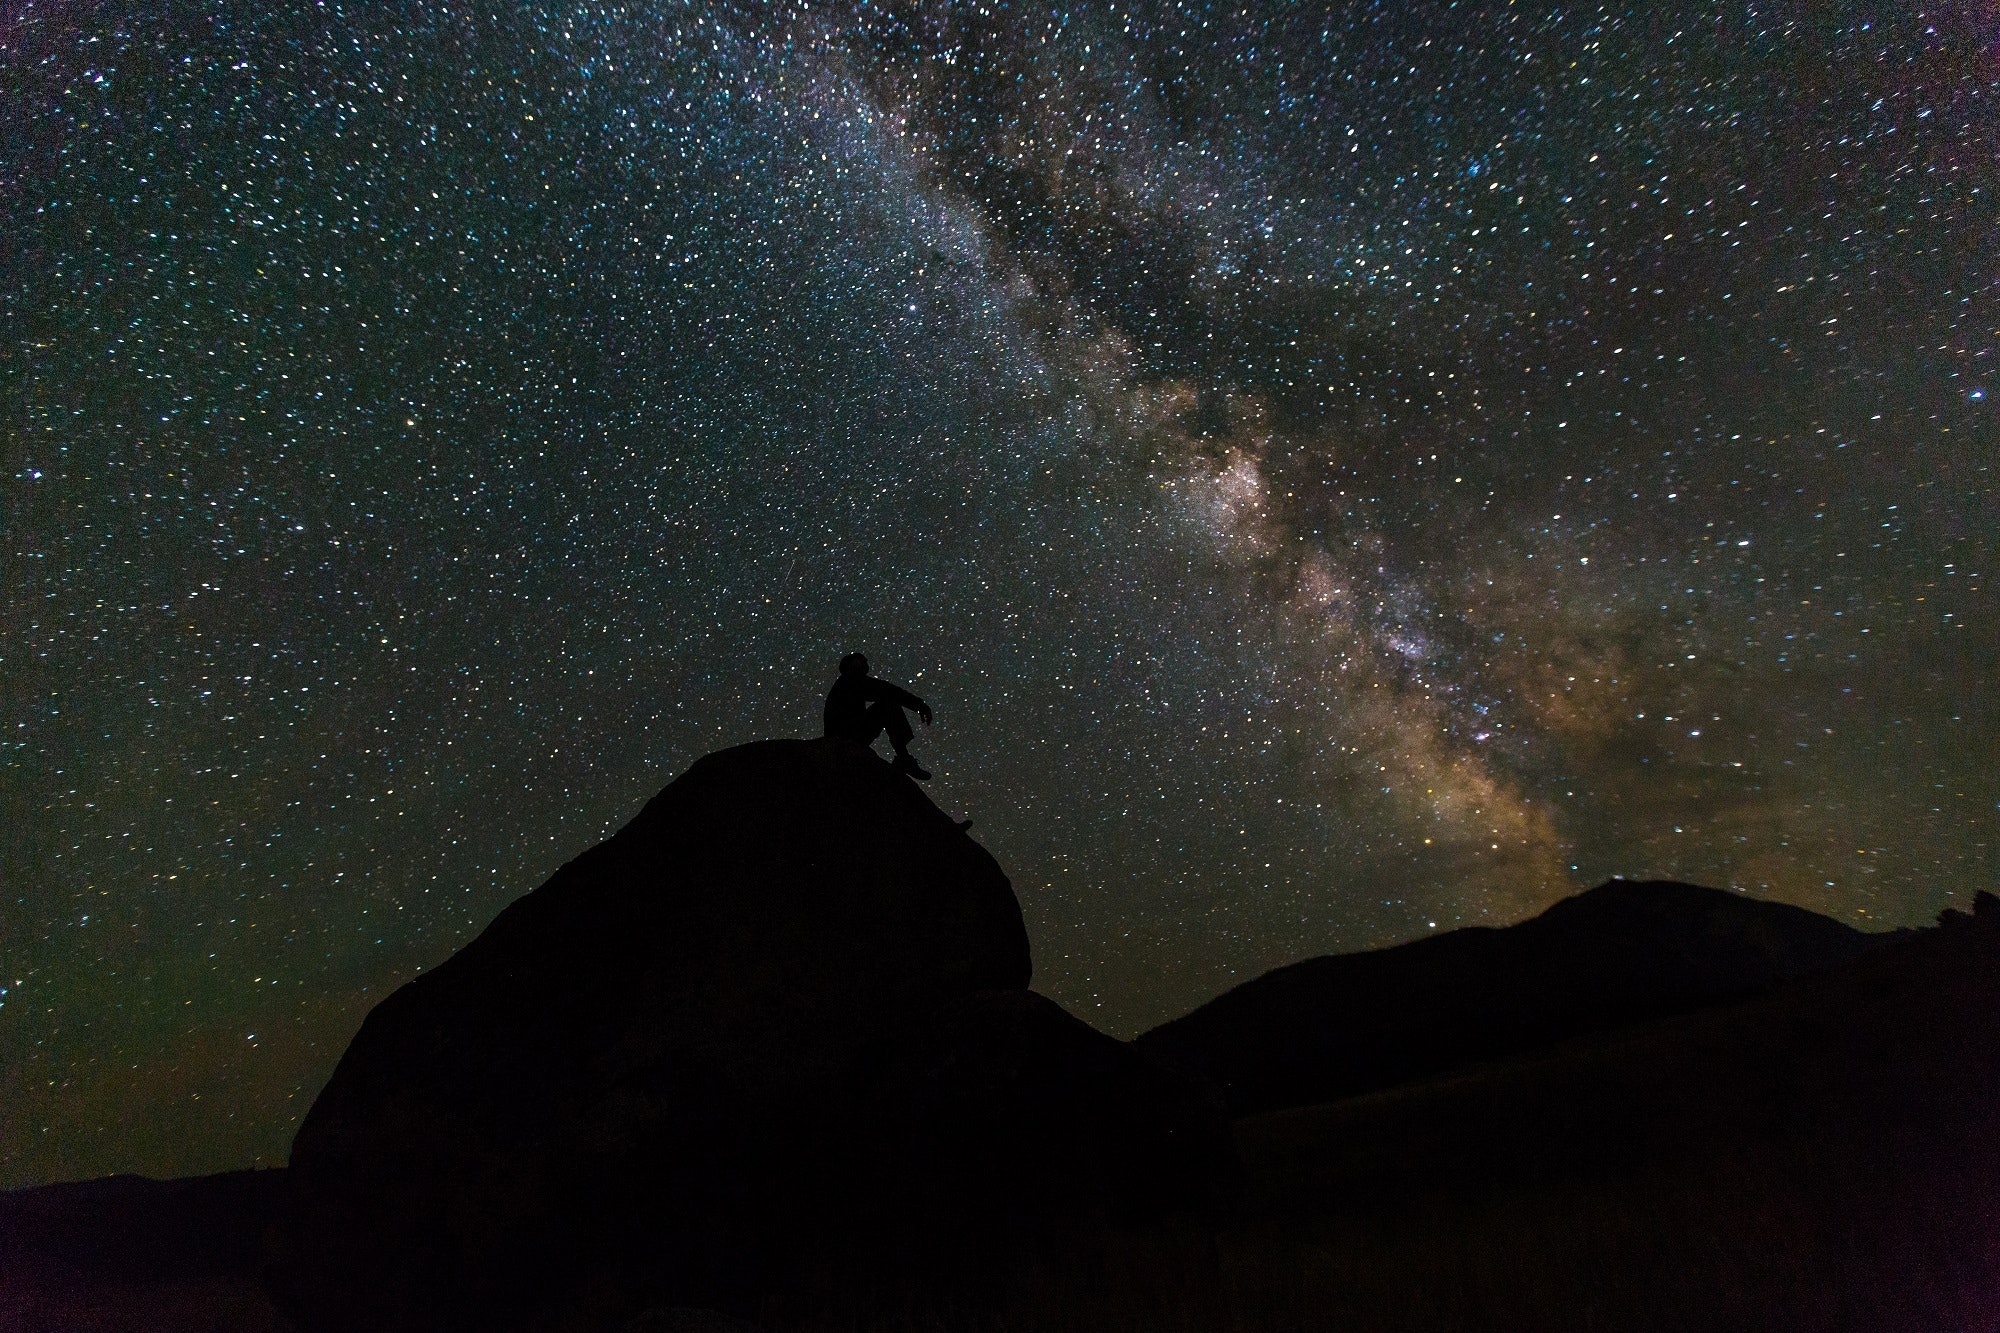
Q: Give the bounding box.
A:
[268,739,1225,1333]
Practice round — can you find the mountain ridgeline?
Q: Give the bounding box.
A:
[1136,877,1903,1116]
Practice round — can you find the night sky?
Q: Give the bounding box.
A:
[3,0,1994,1187]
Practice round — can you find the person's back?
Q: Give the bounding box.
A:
[822,652,932,780]
[822,669,877,744]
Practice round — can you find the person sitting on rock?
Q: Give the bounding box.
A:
[823,652,933,781]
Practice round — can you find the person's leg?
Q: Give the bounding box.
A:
[855,700,899,748]
[880,704,914,754]
[829,719,885,747]
[868,701,928,779]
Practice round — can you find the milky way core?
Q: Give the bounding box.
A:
[3,0,1994,1185]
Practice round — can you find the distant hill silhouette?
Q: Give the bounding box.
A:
[1221,892,2000,1332]
[1137,879,1900,1116]
[265,738,1229,1333]
[0,1170,292,1332]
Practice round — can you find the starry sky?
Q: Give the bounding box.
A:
[3,0,1994,1187]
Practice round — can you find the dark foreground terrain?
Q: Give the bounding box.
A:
[0,1170,292,1333]
[7,741,1998,1333]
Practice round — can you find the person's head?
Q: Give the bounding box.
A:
[838,652,869,678]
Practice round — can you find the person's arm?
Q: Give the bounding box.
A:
[872,678,932,724]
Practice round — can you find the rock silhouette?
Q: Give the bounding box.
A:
[267,739,1227,1333]
[1138,878,1899,1116]
[622,1309,767,1333]
[13,878,2000,1332]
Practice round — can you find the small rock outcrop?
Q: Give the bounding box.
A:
[267,739,1226,1332]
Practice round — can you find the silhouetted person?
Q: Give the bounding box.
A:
[824,652,933,781]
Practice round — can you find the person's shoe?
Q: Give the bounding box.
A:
[892,752,931,781]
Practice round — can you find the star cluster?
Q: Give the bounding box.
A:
[3,0,1994,1185]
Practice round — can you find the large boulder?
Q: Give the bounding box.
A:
[268,739,1225,1332]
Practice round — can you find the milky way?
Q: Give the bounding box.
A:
[3,0,1994,1185]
